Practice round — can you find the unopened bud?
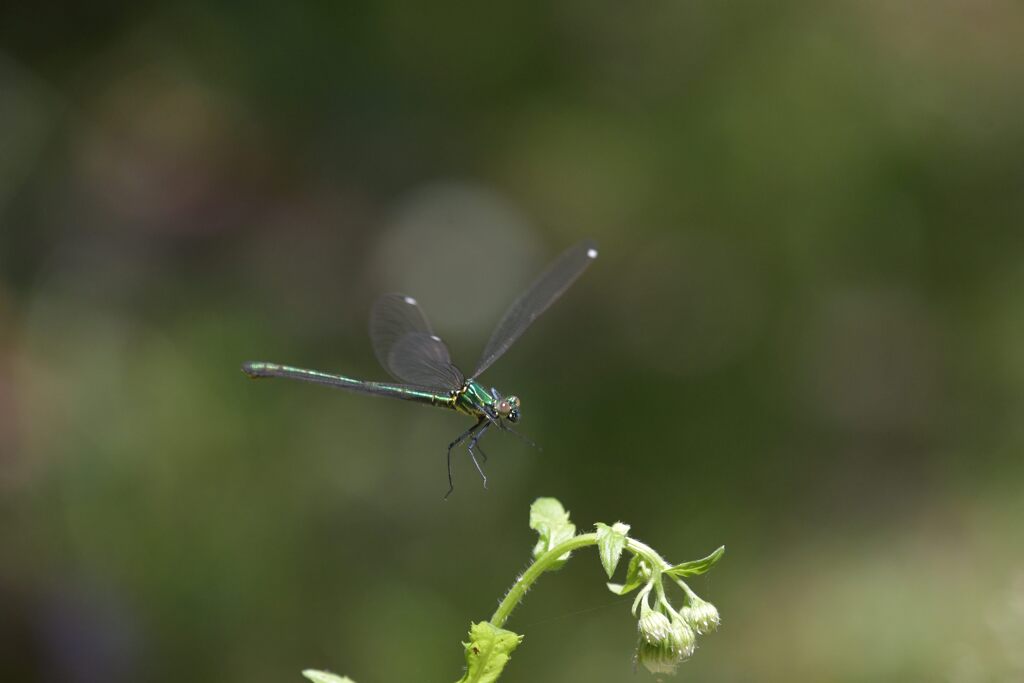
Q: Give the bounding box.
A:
[636,639,682,675]
[669,616,696,658]
[681,598,720,634]
[637,608,674,645]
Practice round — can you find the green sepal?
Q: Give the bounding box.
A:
[666,546,725,577]
[455,621,524,683]
[303,670,357,683]
[529,498,576,569]
[606,553,645,595]
[595,521,630,579]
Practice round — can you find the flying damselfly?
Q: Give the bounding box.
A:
[242,239,598,496]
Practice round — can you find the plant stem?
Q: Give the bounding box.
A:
[489,534,679,629]
[624,538,670,569]
[627,538,697,600]
[490,533,598,628]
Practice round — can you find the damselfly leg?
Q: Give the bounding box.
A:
[468,423,491,488]
[445,416,486,499]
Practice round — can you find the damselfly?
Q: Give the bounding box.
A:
[243,240,598,496]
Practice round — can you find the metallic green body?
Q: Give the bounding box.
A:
[454,380,497,417]
[242,362,500,418]
[242,362,454,409]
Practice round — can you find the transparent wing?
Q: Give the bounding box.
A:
[387,332,465,390]
[370,293,434,371]
[369,293,464,390]
[473,239,598,379]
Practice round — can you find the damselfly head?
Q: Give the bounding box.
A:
[496,395,521,423]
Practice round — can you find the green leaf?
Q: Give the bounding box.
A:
[624,552,642,584]
[595,522,630,579]
[606,554,645,595]
[529,498,576,568]
[666,546,725,577]
[303,670,357,683]
[606,580,642,596]
[455,621,524,683]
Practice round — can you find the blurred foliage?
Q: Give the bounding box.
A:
[2,1,1024,681]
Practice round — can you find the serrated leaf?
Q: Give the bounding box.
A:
[529,498,576,568]
[595,522,630,579]
[455,621,524,683]
[303,670,357,683]
[666,545,725,577]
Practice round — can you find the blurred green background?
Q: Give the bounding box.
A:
[2,2,1024,681]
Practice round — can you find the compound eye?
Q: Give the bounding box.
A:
[496,399,512,416]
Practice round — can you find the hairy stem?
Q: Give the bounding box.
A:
[628,538,697,600]
[625,538,670,569]
[489,534,678,629]
[490,533,598,628]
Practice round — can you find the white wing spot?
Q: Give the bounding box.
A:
[587,248,598,259]
[431,335,441,341]
[403,296,417,305]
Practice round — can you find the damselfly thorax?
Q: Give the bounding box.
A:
[453,380,520,421]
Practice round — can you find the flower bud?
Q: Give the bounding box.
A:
[681,598,720,634]
[637,607,674,645]
[636,638,681,675]
[669,615,696,658]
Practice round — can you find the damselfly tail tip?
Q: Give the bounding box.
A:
[241,361,266,378]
